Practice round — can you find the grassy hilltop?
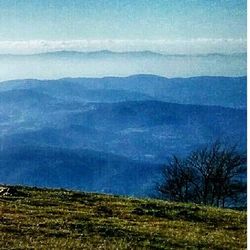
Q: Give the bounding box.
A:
[0,185,247,249]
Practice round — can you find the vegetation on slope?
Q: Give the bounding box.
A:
[0,185,247,249]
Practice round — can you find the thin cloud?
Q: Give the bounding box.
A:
[0,39,246,55]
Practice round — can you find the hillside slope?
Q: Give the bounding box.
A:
[0,146,160,196]
[0,76,246,197]
[0,97,246,163]
[0,185,247,249]
[1,75,246,108]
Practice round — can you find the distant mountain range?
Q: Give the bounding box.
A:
[1,50,246,58]
[1,75,246,108]
[0,75,246,196]
[0,50,246,80]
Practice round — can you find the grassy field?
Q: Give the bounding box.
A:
[0,185,247,249]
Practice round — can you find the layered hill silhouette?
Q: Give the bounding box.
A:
[1,75,246,108]
[0,75,246,195]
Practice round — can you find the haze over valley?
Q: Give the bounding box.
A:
[0,0,246,197]
[0,50,246,81]
[0,75,246,195]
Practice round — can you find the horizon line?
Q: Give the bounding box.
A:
[0,39,246,55]
[0,73,247,84]
[0,49,247,57]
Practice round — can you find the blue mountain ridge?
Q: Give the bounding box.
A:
[0,75,246,196]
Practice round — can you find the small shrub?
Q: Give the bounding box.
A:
[96,205,113,217]
[132,207,145,215]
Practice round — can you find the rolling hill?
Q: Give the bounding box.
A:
[0,75,246,196]
[1,75,246,108]
[0,146,159,196]
[0,185,247,249]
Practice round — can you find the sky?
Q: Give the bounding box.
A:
[0,0,247,54]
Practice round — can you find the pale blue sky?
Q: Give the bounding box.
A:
[0,0,246,78]
[0,0,246,40]
[0,0,246,53]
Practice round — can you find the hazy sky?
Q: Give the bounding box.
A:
[0,0,246,53]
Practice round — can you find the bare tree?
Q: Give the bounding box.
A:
[157,142,246,208]
[157,156,200,203]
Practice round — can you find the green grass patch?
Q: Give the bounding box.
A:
[0,185,246,249]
